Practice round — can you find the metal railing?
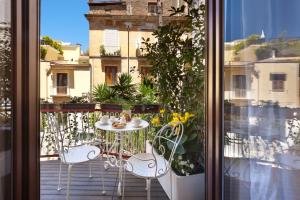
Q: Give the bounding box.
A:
[51,86,70,96]
[100,45,121,57]
[40,103,159,157]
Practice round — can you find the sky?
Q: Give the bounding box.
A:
[225,0,300,42]
[41,0,89,51]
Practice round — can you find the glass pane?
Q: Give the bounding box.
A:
[224,0,300,199]
[0,0,12,199]
[40,0,206,199]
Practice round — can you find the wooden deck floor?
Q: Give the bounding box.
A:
[41,160,169,200]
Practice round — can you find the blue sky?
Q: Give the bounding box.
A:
[41,0,89,51]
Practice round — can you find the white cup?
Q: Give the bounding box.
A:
[101,115,109,124]
[132,117,141,127]
[110,116,117,123]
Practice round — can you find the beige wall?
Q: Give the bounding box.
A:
[225,62,300,108]
[224,67,254,101]
[40,61,50,100]
[71,69,91,96]
[89,28,155,87]
[49,67,91,100]
[254,62,300,107]
[62,45,81,62]
[42,45,61,61]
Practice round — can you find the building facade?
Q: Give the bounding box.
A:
[224,43,300,108]
[85,0,186,87]
[40,43,91,103]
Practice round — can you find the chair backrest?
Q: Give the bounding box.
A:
[46,112,68,163]
[151,122,184,178]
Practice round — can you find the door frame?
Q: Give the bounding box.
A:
[205,0,224,199]
[11,0,225,199]
[13,0,40,199]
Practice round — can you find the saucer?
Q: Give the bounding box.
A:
[99,121,109,125]
[133,125,142,128]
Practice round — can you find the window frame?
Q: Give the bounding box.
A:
[270,73,286,92]
[13,0,225,200]
[105,66,118,86]
[148,2,158,14]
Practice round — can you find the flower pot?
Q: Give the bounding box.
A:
[100,103,122,112]
[146,141,205,200]
[132,104,160,113]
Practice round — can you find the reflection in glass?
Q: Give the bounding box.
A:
[224,0,300,199]
[0,0,12,199]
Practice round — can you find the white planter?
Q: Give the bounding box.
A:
[146,141,205,200]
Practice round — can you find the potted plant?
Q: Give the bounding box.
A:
[93,73,136,112]
[147,110,205,200]
[133,78,160,113]
[142,1,206,199]
[60,96,95,110]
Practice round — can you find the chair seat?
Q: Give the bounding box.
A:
[64,145,100,164]
[126,153,169,178]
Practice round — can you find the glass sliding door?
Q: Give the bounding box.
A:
[0,0,12,199]
[224,0,300,199]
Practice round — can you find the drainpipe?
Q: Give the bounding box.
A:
[157,0,163,26]
[128,25,130,73]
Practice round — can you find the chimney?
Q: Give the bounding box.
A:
[272,50,276,58]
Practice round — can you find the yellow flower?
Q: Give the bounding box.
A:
[151,116,160,126]
[179,116,188,123]
[184,112,195,119]
[172,113,179,118]
[160,108,165,114]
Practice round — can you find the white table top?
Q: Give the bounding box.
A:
[95,119,149,132]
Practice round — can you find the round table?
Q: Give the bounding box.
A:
[95,119,149,132]
[95,119,149,196]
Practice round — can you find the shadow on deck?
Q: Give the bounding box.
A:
[41,159,169,200]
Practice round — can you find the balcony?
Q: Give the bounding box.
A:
[51,86,70,96]
[100,45,121,57]
[136,48,147,58]
[40,104,168,199]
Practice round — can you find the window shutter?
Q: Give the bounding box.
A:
[104,29,119,53]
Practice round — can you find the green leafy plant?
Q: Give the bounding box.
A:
[233,34,262,54]
[93,83,115,103]
[144,0,206,175]
[69,96,89,103]
[40,46,47,60]
[255,46,273,60]
[135,83,158,104]
[41,36,63,55]
[100,45,121,56]
[112,73,136,101]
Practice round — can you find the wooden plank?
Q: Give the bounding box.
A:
[40,160,169,200]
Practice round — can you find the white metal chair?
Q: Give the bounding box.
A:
[124,122,184,200]
[47,112,106,200]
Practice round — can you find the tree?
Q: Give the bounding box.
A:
[143,0,206,173]
[41,36,63,55]
[143,0,205,114]
[40,46,47,60]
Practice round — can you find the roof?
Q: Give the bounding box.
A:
[257,56,300,63]
[88,0,125,6]
[225,61,254,67]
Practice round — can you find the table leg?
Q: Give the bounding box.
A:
[118,132,123,196]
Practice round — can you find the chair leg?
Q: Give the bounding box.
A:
[67,164,73,200]
[89,161,92,178]
[146,179,151,200]
[57,161,62,191]
[100,166,106,195]
[122,165,126,200]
